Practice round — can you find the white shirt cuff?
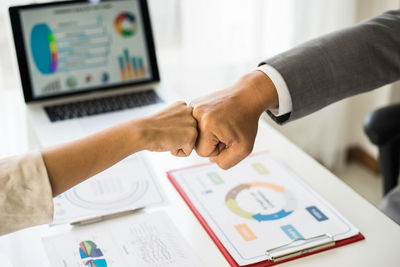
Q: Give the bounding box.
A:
[256,64,292,116]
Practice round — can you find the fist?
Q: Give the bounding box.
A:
[142,101,198,157]
[191,71,278,169]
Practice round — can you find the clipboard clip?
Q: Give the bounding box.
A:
[265,233,335,262]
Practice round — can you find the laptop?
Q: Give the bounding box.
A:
[9,0,171,147]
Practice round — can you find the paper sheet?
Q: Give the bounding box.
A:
[53,153,165,224]
[170,153,360,266]
[43,211,202,267]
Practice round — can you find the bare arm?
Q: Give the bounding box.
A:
[43,101,197,196]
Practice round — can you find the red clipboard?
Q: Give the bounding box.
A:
[167,163,365,267]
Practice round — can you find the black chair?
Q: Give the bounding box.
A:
[364,103,400,195]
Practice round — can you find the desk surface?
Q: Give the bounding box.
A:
[0,89,399,267]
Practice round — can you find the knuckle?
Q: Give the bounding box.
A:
[200,112,215,129]
[189,99,197,108]
[176,100,187,106]
[182,148,192,157]
[186,106,194,113]
[195,147,209,157]
[192,106,203,119]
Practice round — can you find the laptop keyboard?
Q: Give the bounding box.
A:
[44,89,163,122]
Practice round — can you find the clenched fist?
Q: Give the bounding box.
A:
[140,101,198,157]
[191,71,278,169]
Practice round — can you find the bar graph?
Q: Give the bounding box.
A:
[118,48,146,81]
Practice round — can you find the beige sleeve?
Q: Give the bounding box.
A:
[0,151,53,235]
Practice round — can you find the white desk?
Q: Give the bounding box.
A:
[0,87,400,267]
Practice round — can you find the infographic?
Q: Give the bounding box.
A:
[43,212,203,267]
[170,153,360,266]
[20,0,152,98]
[53,153,165,224]
[79,241,107,267]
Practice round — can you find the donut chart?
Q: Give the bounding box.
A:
[64,180,149,210]
[225,182,296,221]
[114,12,137,37]
[30,23,58,74]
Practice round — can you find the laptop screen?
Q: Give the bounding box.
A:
[10,0,159,102]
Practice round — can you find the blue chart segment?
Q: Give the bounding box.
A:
[118,48,146,81]
[30,24,58,74]
[31,16,111,75]
[79,240,108,267]
[225,182,296,221]
[281,224,304,240]
[30,16,111,75]
[306,206,329,222]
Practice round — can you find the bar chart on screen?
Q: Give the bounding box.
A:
[118,48,147,81]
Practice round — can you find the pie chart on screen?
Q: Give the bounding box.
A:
[30,23,58,74]
[114,12,137,37]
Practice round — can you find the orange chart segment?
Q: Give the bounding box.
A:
[235,224,257,241]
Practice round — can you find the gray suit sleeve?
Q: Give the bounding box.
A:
[260,9,400,124]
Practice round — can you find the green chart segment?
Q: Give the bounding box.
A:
[79,240,108,267]
[207,172,224,185]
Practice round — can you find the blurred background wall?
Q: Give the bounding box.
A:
[0,0,399,171]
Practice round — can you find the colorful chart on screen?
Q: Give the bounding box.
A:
[30,16,111,75]
[30,23,58,74]
[118,48,146,81]
[114,12,137,37]
[52,153,165,224]
[20,0,152,98]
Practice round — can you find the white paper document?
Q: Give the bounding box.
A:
[43,211,202,267]
[53,153,165,224]
[170,153,360,266]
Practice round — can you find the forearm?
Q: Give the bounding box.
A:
[42,102,197,197]
[261,9,400,122]
[236,71,279,116]
[42,119,146,196]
